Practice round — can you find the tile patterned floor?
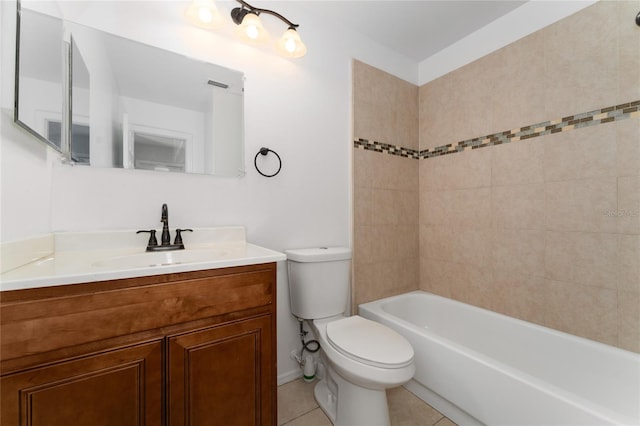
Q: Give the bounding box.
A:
[278,379,458,426]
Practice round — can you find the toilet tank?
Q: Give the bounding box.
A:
[285,247,352,320]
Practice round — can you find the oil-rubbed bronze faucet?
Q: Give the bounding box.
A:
[137,203,192,252]
[160,203,171,246]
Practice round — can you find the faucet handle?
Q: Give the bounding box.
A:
[136,229,158,247]
[174,229,193,246]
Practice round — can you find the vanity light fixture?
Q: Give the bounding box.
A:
[185,0,224,29]
[231,0,306,58]
[186,0,307,58]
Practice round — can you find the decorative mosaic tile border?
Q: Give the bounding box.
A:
[352,139,420,159]
[354,100,640,160]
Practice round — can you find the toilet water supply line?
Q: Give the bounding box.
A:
[294,320,320,382]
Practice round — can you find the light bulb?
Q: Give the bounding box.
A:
[285,39,296,53]
[246,25,259,40]
[276,28,307,58]
[185,0,223,29]
[237,12,268,44]
[197,7,213,23]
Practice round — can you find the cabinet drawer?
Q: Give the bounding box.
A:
[1,264,275,365]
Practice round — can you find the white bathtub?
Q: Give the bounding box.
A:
[359,291,640,426]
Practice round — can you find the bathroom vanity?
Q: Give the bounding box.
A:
[0,228,284,425]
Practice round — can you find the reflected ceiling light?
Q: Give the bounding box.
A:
[230,0,307,58]
[185,0,224,29]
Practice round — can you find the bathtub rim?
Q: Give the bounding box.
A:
[359,290,640,426]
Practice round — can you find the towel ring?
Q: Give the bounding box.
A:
[254,147,282,177]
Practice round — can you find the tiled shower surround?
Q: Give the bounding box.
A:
[352,0,640,353]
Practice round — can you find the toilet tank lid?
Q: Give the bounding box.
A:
[285,247,351,262]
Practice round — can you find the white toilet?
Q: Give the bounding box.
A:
[285,247,415,426]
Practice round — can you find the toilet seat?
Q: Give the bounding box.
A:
[326,316,414,369]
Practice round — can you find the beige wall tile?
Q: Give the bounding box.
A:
[544,279,618,346]
[419,149,492,191]
[491,184,545,230]
[419,72,470,150]
[372,154,418,191]
[421,187,491,229]
[354,259,418,306]
[492,140,544,186]
[489,31,548,132]
[372,189,401,225]
[396,225,420,261]
[369,225,399,263]
[544,231,576,284]
[394,257,420,295]
[545,231,619,290]
[452,227,493,269]
[616,118,640,177]
[572,232,619,289]
[354,186,373,226]
[618,175,640,234]
[353,148,375,189]
[420,225,456,262]
[618,234,640,294]
[419,256,452,298]
[420,189,446,227]
[617,1,640,103]
[493,271,545,324]
[618,290,640,353]
[353,60,418,148]
[543,1,618,119]
[493,228,545,278]
[353,224,375,263]
[543,124,617,182]
[544,177,618,233]
[447,262,495,311]
[451,55,496,141]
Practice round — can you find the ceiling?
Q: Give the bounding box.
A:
[292,1,528,62]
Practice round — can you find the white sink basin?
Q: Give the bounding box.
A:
[91,248,232,269]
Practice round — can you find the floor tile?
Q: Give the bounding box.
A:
[282,408,332,426]
[278,379,320,425]
[388,386,445,425]
[278,379,458,426]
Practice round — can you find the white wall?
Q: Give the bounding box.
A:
[1,0,414,383]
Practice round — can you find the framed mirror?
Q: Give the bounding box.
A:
[14,4,65,152]
[15,3,246,177]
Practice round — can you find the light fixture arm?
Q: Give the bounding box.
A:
[232,0,299,29]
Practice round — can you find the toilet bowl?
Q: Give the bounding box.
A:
[309,315,415,425]
[285,247,416,425]
[313,315,415,389]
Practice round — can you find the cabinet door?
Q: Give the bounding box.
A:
[1,340,163,426]
[168,315,273,426]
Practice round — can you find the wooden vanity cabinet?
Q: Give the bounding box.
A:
[0,263,277,426]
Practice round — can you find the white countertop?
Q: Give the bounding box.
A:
[0,227,286,291]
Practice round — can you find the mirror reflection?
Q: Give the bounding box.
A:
[16,5,245,177]
[15,7,65,151]
[70,37,90,164]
